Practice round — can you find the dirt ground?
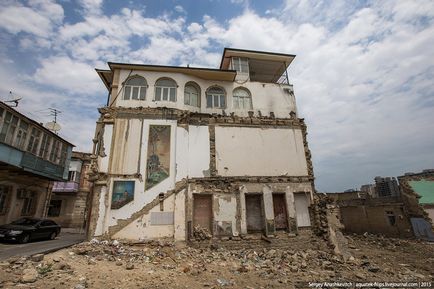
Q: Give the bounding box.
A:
[0,231,433,289]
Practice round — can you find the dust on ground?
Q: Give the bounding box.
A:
[0,231,433,289]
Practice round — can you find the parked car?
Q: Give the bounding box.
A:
[0,218,61,243]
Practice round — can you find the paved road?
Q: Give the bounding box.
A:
[0,233,85,260]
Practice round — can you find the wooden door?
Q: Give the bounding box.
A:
[294,193,311,227]
[273,194,288,230]
[193,195,212,232]
[246,194,264,232]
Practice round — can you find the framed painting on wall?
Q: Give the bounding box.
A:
[111,181,135,209]
[146,125,171,189]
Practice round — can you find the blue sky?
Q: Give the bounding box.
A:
[0,0,433,192]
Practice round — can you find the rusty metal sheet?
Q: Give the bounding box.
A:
[273,194,288,230]
[246,194,264,232]
[193,195,212,232]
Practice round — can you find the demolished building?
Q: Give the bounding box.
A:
[87,48,315,241]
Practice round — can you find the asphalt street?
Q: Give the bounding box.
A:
[0,232,85,260]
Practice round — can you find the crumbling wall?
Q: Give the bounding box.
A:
[310,194,351,260]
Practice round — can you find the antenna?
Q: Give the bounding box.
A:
[3,91,22,107]
[45,108,62,134]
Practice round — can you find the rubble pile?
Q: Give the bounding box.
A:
[0,232,432,289]
[193,225,212,240]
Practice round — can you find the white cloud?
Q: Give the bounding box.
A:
[174,5,186,14]
[33,56,102,95]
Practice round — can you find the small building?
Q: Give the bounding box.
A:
[398,170,434,241]
[0,101,73,225]
[48,151,92,232]
[328,191,414,238]
[87,48,316,241]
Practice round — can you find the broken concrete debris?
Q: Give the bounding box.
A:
[0,232,432,289]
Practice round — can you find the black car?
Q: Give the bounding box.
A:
[0,218,61,243]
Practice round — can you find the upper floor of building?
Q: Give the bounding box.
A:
[96,48,297,118]
[0,102,74,181]
[52,151,92,193]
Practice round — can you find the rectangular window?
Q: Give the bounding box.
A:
[169,88,176,102]
[0,111,19,145]
[0,185,10,215]
[49,140,61,163]
[206,95,213,108]
[139,88,146,100]
[123,86,131,100]
[14,121,29,150]
[162,88,168,101]
[155,87,161,101]
[386,211,396,226]
[59,143,68,165]
[231,57,249,73]
[132,87,139,99]
[27,127,42,154]
[48,200,62,217]
[220,95,225,108]
[20,191,36,216]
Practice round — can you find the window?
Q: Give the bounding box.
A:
[48,200,62,217]
[0,111,19,145]
[386,211,396,226]
[27,127,42,155]
[59,143,68,165]
[184,82,200,107]
[39,133,51,159]
[0,186,10,215]
[206,87,226,108]
[68,170,80,182]
[123,76,147,100]
[49,140,61,163]
[14,121,29,150]
[155,78,177,102]
[20,191,37,216]
[231,57,249,73]
[233,88,252,109]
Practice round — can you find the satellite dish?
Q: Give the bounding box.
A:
[4,91,22,107]
[45,121,61,132]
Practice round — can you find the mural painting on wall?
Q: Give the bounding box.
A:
[146,125,171,189]
[111,181,135,209]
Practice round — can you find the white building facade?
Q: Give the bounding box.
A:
[88,48,315,241]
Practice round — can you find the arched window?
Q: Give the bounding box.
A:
[233,88,252,109]
[155,78,177,102]
[184,82,200,107]
[206,86,226,108]
[123,76,147,100]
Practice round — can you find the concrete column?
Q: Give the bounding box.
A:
[285,187,297,233]
[239,186,247,235]
[263,185,275,236]
[174,189,186,241]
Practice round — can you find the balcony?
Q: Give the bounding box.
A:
[52,181,79,193]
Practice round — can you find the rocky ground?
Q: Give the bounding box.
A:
[0,231,432,289]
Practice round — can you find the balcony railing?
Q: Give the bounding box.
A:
[52,181,79,193]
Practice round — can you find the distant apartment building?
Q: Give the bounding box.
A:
[48,151,92,231]
[0,101,73,225]
[374,176,400,197]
